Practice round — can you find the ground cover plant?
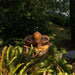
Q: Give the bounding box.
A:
[0,44,74,75]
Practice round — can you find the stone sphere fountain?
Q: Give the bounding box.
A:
[24,31,52,57]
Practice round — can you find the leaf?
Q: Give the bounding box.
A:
[28,44,33,56]
[18,46,23,54]
[7,56,17,66]
[19,59,35,75]
[66,64,72,69]
[13,63,24,74]
[63,73,68,75]
[40,62,45,67]
[49,36,55,39]
[63,60,67,64]
[11,49,15,57]
[58,72,63,75]
[48,69,54,73]
[30,44,33,50]
[14,46,20,56]
[7,45,13,63]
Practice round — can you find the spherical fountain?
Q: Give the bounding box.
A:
[24,31,52,57]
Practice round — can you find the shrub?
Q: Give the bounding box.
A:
[0,45,73,75]
[49,14,70,27]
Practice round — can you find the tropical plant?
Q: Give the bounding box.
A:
[3,45,41,75]
[0,44,73,75]
[0,46,10,75]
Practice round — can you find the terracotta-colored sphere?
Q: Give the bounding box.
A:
[33,31,42,40]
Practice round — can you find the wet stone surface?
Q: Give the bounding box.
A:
[63,50,75,60]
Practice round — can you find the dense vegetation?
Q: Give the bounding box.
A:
[0,45,74,75]
[0,0,74,75]
[0,0,70,46]
[0,0,51,42]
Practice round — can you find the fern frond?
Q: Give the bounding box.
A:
[1,46,7,63]
[7,56,17,66]
[28,44,34,56]
[13,63,24,74]
[14,46,23,56]
[19,58,39,75]
[0,46,7,74]
[7,45,13,63]
[18,46,23,54]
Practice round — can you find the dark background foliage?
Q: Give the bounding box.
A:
[0,0,71,46]
[0,0,51,39]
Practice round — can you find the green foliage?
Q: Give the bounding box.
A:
[2,45,73,75]
[5,38,25,46]
[5,45,26,74]
[0,0,51,42]
[49,33,56,40]
[0,0,71,75]
[0,39,3,46]
[0,46,7,75]
[0,0,70,46]
[4,45,40,75]
[49,14,70,26]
